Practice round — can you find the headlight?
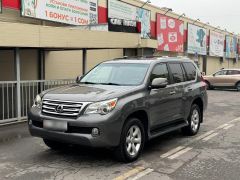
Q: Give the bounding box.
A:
[33,95,42,108]
[84,98,118,115]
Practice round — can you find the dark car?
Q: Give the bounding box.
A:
[28,57,208,162]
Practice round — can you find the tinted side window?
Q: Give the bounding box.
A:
[215,70,227,76]
[168,63,184,83]
[150,64,169,83]
[228,70,240,75]
[183,63,197,81]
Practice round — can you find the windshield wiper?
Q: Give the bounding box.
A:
[99,83,121,86]
[80,82,98,84]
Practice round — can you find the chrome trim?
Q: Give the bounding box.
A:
[42,110,79,116]
[42,99,91,118]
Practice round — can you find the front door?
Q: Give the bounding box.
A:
[211,70,228,86]
[148,63,183,129]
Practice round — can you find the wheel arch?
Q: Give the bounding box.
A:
[125,110,149,141]
[192,97,204,123]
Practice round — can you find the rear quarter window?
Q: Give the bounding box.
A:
[182,62,197,81]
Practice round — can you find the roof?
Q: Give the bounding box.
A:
[104,56,192,64]
[221,68,240,71]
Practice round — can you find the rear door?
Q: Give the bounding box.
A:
[182,62,198,119]
[167,63,185,120]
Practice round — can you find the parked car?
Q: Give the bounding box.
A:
[28,57,208,162]
[203,69,240,91]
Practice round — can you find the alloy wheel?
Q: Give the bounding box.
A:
[191,109,200,132]
[125,125,142,157]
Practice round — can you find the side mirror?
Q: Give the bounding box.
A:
[150,78,168,89]
[76,75,83,83]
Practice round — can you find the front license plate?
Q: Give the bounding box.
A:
[43,120,68,132]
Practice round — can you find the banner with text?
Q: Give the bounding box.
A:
[209,31,225,57]
[187,24,207,55]
[225,35,238,59]
[108,0,150,37]
[156,14,184,52]
[21,0,98,25]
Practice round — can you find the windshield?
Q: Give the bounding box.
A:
[80,63,149,86]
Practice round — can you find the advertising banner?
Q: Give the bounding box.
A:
[108,18,137,33]
[238,40,240,57]
[156,14,184,52]
[108,0,137,21]
[225,35,237,59]
[21,0,98,25]
[108,0,150,37]
[136,8,151,38]
[187,24,207,55]
[209,31,225,57]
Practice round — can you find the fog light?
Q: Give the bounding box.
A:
[29,120,32,125]
[92,128,100,137]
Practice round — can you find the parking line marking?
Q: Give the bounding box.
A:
[229,117,240,123]
[160,146,185,158]
[202,132,219,142]
[195,130,215,140]
[113,167,145,180]
[128,168,154,180]
[168,147,193,160]
[223,124,234,130]
[216,124,229,130]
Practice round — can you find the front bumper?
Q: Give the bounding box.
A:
[28,107,123,148]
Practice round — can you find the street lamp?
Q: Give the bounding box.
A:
[141,0,151,8]
[193,18,200,25]
[202,22,210,28]
[161,7,173,15]
[213,26,221,31]
[177,13,185,20]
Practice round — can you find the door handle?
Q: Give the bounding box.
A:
[169,91,176,95]
[187,87,193,91]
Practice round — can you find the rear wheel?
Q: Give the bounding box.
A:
[182,104,201,136]
[236,82,240,91]
[43,139,66,150]
[114,118,145,162]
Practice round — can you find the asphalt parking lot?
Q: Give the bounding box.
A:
[0,90,240,180]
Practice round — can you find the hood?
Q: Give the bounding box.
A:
[41,83,140,102]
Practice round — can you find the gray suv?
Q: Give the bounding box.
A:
[28,57,208,162]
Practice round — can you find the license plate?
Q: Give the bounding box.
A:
[43,120,68,132]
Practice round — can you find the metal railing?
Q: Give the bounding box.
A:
[0,79,75,124]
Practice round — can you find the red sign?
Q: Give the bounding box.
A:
[156,14,184,52]
[2,0,20,9]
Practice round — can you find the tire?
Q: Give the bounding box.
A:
[236,82,240,91]
[205,81,213,90]
[114,118,145,163]
[182,104,201,136]
[43,139,65,150]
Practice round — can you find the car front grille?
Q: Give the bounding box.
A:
[42,99,85,118]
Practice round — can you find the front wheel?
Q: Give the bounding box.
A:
[182,104,201,136]
[114,118,145,162]
[205,81,213,90]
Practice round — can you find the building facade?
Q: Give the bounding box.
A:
[0,0,239,123]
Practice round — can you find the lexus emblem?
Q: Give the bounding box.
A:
[55,105,64,113]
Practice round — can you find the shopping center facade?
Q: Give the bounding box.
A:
[0,0,239,123]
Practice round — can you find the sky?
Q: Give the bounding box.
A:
[150,0,240,35]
